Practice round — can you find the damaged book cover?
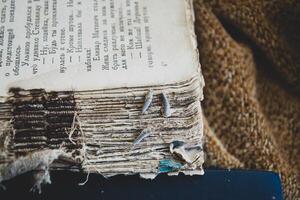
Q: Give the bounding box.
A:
[0,0,205,192]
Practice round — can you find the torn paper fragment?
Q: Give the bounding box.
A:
[0,150,64,183]
[170,140,203,164]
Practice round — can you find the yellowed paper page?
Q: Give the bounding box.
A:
[0,0,200,97]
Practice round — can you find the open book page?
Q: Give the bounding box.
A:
[0,0,201,97]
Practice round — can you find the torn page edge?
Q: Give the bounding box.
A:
[185,0,205,99]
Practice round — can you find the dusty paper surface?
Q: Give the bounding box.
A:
[0,0,199,97]
[1,75,204,178]
[0,0,204,183]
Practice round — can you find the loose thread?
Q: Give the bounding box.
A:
[78,171,90,186]
[65,112,78,145]
[75,115,95,184]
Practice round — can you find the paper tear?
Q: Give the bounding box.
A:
[169,140,203,164]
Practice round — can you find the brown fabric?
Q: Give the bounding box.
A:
[193,0,300,199]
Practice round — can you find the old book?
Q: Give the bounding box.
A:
[0,0,204,188]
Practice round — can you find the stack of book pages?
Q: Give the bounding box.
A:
[0,0,204,185]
